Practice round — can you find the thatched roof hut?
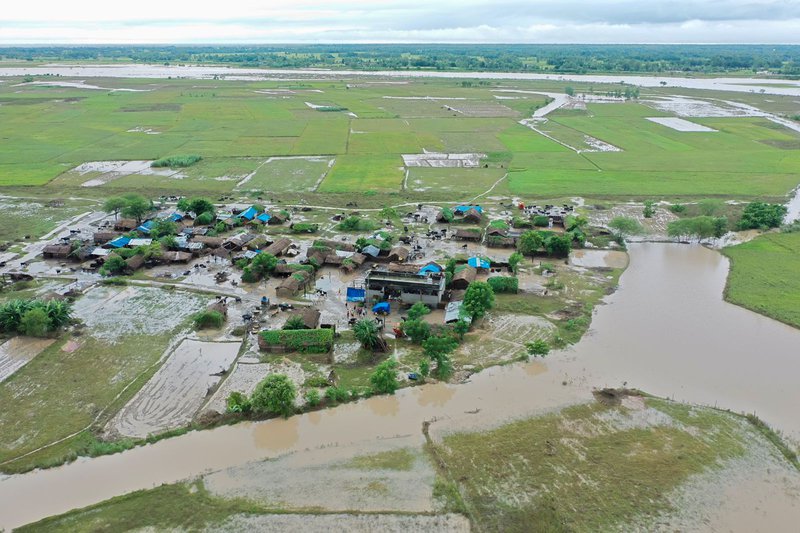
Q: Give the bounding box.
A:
[463,208,483,223]
[276,270,312,297]
[114,218,138,231]
[313,239,356,252]
[451,266,477,290]
[453,229,482,241]
[264,238,292,257]
[192,235,224,248]
[284,308,320,329]
[387,246,410,262]
[42,244,72,259]
[93,231,119,244]
[125,254,145,271]
[162,251,192,263]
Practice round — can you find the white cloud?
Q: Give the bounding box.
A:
[0,0,798,43]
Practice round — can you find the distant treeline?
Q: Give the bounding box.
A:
[2,44,799,76]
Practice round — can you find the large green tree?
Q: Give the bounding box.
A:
[422,335,459,379]
[462,281,495,321]
[353,319,381,350]
[517,230,543,256]
[120,194,152,223]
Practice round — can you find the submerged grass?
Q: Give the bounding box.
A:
[432,398,752,532]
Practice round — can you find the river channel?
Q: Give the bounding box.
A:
[1,243,799,529]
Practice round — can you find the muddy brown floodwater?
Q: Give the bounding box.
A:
[1,243,800,529]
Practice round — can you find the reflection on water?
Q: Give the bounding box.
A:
[252,417,300,452]
[413,383,456,407]
[367,395,401,417]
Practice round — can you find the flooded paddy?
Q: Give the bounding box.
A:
[110,339,241,438]
[0,337,55,383]
[570,249,629,269]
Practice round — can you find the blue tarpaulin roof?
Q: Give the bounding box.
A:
[372,301,390,314]
[108,236,131,248]
[136,220,154,233]
[169,213,183,222]
[419,263,442,274]
[346,287,366,302]
[455,205,483,214]
[468,256,491,269]
[257,213,272,223]
[237,206,259,220]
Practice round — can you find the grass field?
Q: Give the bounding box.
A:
[432,397,759,532]
[0,76,798,199]
[722,231,800,328]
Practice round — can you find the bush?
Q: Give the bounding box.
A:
[193,310,225,329]
[282,315,306,330]
[487,276,519,294]
[544,234,572,258]
[518,230,543,256]
[338,216,376,232]
[325,386,349,405]
[403,319,431,343]
[738,202,787,230]
[304,389,321,407]
[407,302,431,321]
[370,359,400,394]
[463,281,495,320]
[20,308,50,337]
[251,374,297,418]
[226,391,251,413]
[195,212,214,225]
[304,376,331,388]
[526,339,550,358]
[670,203,687,214]
[508,252,523,274]
[291,223,319,233]
[151,154,202,168]
[532,215,550,227]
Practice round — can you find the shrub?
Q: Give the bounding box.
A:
[338,216,376,232]
[325,386,349,405]
[193,310,225,329]
[370,359,400,394]
[526,339,550,358]
[20,307,50,337]
[643,200,655,218]
[151,154,202,168]
[518,230,543,256]
[304,389,321,407]
[353,319,381,350]
[195,212,214,225]
[304,376,331,388]
[291,223,319,233]
[737,202,787,230]
[544,234,572,258]
[251,374,297,418]
[226,391,251,413]
[532,215,550,227]
[283,315,306,330]
[487,276,519,294]
[439,208,455,222]
[508,252,523,274]
[403,319,431,343]
[670,203,687,214]
[406,302,431,321]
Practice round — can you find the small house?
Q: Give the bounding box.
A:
[93,231,119,245]
[114,218,137,231]
[453,229,482,242]
[125,254,145,272]
[267,212,288,225]
[264,238,292,257]
[284,308,321,329]
[387,246,410,263]
[42,244,72,260]
[192,236,224,248]
[451,266,477,290]
[162,251,192,263]
[276,270,312,297]
[463,208,483,223]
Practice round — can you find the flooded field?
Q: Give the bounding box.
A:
[0,337,55,383]
[570,249,629,268]
[110,339,241,438]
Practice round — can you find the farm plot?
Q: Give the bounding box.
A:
[320,154,405,193]
[236,156,335,192]
[402,152,485,168]
[0,197,95,242]
[406,167,507,196]
[0,337,55,383]
[72,285,208,343]
[646,117,718,132]
[51,160,182,188]
[111,339,241,438]
[205,358,305,414]
[520,117,622,153]
[454,313,555,366]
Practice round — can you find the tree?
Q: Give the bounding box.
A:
[508,252,523,274]
[249,252,278,277]
[251,374,297,418]
[370,359,399,394]
[179,197,215,216]
[738,202,787,230]
[403,319,431,344]
[102,254,128,276]
[462,281,495,321]
[353,319,381,350]
[407,302,430,321]
[526,339,550,358]
[608,216,644,240]
[120,194,152,223]
[103,197,127,219]
[195,212,215,226]
[150,219,178,239]
[283,315,306,330]
[423,335,459,379]
[518,230,543,256]
[544,235,572,258]
[453,318,470,340]
[20,307,50,337]
[667,216,727,241]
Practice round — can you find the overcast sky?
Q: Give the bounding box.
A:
[1,0,798,44]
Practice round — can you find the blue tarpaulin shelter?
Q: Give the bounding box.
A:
[136,220,154,233]
[346,287,366,302]
[257,213,272,223]
[467,256,491,269]
[372,301,390,314]
[237,206,259,221]
[418,263,442,274]
[169,213,183,222]
[108,236,131,248]
[455,205,483,214]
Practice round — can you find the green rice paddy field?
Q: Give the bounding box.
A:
[1,76,799,200]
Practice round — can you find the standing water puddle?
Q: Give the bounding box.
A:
[1,243,800,529]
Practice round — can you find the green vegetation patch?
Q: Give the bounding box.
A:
[434,398,749,532]
[344,448,416,471]
[259,328,334,353]
[151,154,202,168]
[722,231,800,328]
